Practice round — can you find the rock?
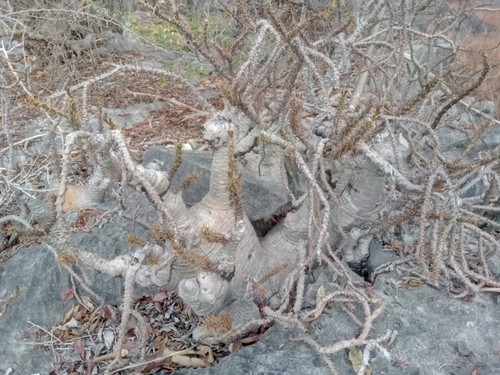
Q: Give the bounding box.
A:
[182,142,193,151]
[0,245,66,372]
[456,341,472,357]
[201,90,220,100]
[401,224,419,248]
[0,189,158,373]
[303,266,338,309]
[81,32,96,47]
[102,30,136,52]
[5,233,500,375]
[187,139,199,149]
[477,100,496,117]
[172,324,332,375]
[143,49,184,61]
[96,0,137,13]
[0,38,23,56]
[138,60,165,69]
[436,126,470,158]
[172,278,500,375]
[99,101,164,130]
[486,252,500,279]
[366,238,398,277]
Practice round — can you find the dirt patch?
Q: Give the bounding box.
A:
[4,52,224,153]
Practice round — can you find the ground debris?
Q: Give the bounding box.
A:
[30,290,232,374]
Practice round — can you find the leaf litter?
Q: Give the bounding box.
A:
[27,289,238,374]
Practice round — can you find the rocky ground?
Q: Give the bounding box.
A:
[2,146,500,375]
[2,6,500,375]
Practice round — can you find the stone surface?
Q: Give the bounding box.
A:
[172,270,500,375]
[436,96,500,160]
[2,106,500,375]
[96,100,164,130]
[4,240,500,375]
[0,244,68,372]
[0,188,158,373]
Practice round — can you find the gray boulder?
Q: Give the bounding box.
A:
[173,270,500,375]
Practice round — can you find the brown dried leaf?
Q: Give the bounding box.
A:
[163,347,213,369]
[144,347,166,362]
[153,335,168,350]
[144,360,163,373]
[74,338,85,359]
[61,288,74,302]
[229,340,243,353]
[63,305,76,324]
[348,348,372,375]
[126,316,137,330]
[240,335,261,345]
[408,279,425,286]
[168,341,184,351]
[365,288,378,300]
[197,345,214,364]
[80,296,96,310]
[122,340,137,351]
[154,301,164,313]
[304,285,326,322]
[74,307,88,321]
[153,291,169,302]
[85,209,102,217]
[172,353,209,368]
[102,305,117,322]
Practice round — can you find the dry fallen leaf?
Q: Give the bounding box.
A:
[153,291,168,301]
[240,335,261,345]
[74,338,86,359]
[63,305,76,324]
[172,353,209,368]
[61,288,75,302]
[163,346,214,368]
[102,305,118,322]
[197,345,214,364]
[365,287,378,299]
[126,316,138,330]
[229,340,243,353]
[304,284,326,322]
[348,348,372,375]
[152,335,168,350]
[154,301,163,313]
[80,296,96,310]
[122,340,137,351]
[63,185,86,210]
[74,307,89,321]
[408,279,425,286]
